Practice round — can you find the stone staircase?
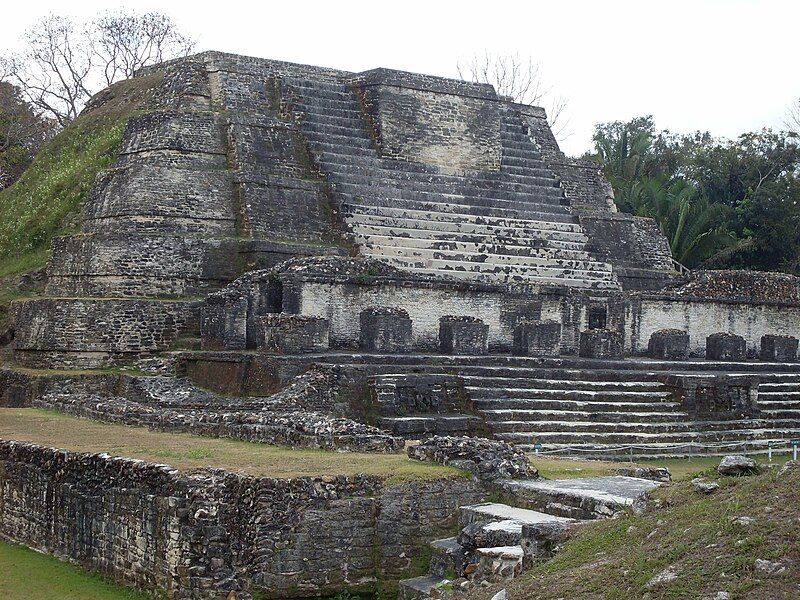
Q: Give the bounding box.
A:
[284,78,619,290]
[398,476,660,598]
[301,353,800,459]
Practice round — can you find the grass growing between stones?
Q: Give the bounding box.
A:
[0,408,461,481]
[0,541,151,600]
[469,463,800,600]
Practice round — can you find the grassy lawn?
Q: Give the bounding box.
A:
[531,454,792,481]
[0,541,149,600]
[0,408,458,481]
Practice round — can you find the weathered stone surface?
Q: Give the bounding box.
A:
[408,436,536,481]
[760,334,798,362]
[691,478,720,494]
[718,455,759,476]
[0,439,484,599]
[256,313,330,354]
[648,329,689,360]
[578,329,623,359]
[513,319,561,357]
[360,307,413,353]
[706,333,747,361]
[439,316,489,355]
[612,466,672,482]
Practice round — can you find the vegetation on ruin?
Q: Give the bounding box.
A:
[0,541,151,600]
[0,408,461,481]
[469,462,800,599]
[587,116,800,274]
[0,73,163,332]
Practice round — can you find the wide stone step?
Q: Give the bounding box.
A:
[301,120,372,139]
[305,131,375,149]
[460,502,572,528]
[366,254,617,286]
[480,408,687,424]
[347,212,588,243]
[473,398,684,413]
[342,193,576,224]
[377,414,483,437]
[331,168,561,192]
[344,203,581,233]
[353,234,593,263]
[467,387,670,401]
[334,180,567,205]
[348,223,585,252]
[513,438,788,459]
[758,391,800,399]
[501,476,661,520]
[362,244,611,274]
[462,376,665,391]
[496,425,800,445]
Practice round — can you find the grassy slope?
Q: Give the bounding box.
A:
[0,73,163,332]
[0,408,458,481]
[471,463,800,600]
[0,541,149,600]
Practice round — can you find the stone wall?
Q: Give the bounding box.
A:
[11,298,200,368]
[0,440,483,599]
[357,69,501,173]
[625,295,800,356]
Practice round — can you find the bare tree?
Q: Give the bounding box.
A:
[787,98,800,137]
[2,15,94,127]
[0,81,55,188]
[457,52,569,139]
[94,11,195,86]
[1,12,195,128]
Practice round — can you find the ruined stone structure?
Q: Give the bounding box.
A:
[3,50,800,599]
[5,51,800,458]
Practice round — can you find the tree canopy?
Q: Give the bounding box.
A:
[587,117,800,274]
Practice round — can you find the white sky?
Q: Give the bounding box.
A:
[2,0,797,156]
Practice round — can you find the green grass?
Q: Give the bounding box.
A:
[0,408,460,482]
[0,541,150,600]
[0,73,164,332]
[469,463,800,599]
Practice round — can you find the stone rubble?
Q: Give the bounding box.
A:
[407,436,537,481]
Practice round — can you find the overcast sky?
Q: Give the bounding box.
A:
[2,0,797,156]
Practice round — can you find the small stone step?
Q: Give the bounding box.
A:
[398,574,448,600]
[459,502,572,528]
[429,537,465,578]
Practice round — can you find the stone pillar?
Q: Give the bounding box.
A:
[359,307,412,353]
[760,334,798,362]
[706,333,746,361]
[256,314,329,354]
[513,320,562,357]
[578,329,623,359]
[439,316,489,355]
[200,291,248,350]
[647,329,689,360]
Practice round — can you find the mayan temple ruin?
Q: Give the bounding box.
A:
[1,51,800,599]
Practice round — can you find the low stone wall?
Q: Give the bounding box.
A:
[625,295,800,357]
[11,298,200,368]
[0,440,482,599]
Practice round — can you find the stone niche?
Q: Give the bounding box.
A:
[760,334,798,362]
[513,320,562,357]
[706,332,747,361]
[360,307,413,353]
[256,313,330,354]
[647,329,689,360]
[356,69,501,173]
[579,329,623,359]
[439,316,489,355]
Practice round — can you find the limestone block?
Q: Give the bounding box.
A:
[578,329,623,359]
[439,316,489,355]
[513,320,561,357]
[201,292,248,351]
[256,314,329,354]
[706,333,746,361]
[359,307,412,353]
[760,334,798,362]
[647,329,689,360]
